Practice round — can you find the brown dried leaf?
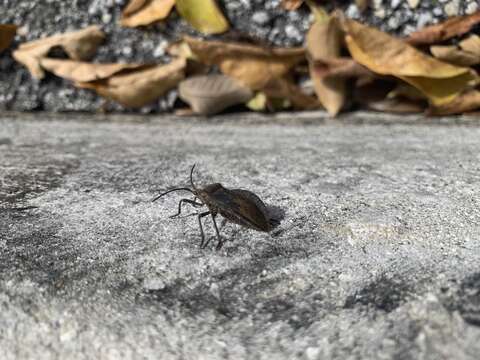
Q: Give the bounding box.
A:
[121,0,175,27]
[407,11,480,46]
[77,57,186,108]
[430,45,480,66]
[281,0,303,11]
[311,57,374,78]
[184,36,305,90]
[13,26,105,79]
[179,74,253,115]
[0,24,17,54]
[459,35,480,57]
[40,58,143,82]
[176,0,229,34]
[339,14,478,105]
[365,98,425,113]
[263,77,321,110]
[307,16,346,116]
[428,90,480,115]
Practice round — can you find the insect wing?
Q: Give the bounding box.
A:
[209,187,271,232]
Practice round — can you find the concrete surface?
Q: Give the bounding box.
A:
[1,111,480,359]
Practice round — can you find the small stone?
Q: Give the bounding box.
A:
[122,46,132,56]
[417,13,433,29]
[391,0,402,10]
[252,11,270,25]
[433,7,443,16]
[285,24,302,40]
[407,0,420,9]
[374,7,386,19]
[444,0,460,16]
[153,41,168,58]
[466,2,478,14]
[102,12,112,24]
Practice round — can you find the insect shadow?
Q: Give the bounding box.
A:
[152,164,280,250]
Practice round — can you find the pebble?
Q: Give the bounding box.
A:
[444,0,460,16]
[252,11,270,26]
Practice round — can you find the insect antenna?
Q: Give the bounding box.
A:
[151,187,195,202]
[190,164,198,190]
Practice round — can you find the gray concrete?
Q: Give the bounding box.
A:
[1,111,480,359]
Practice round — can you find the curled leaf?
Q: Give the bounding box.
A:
[121,0,176,27]
[407,11,480,46]
[428,90,480,115]
[263,77,321,110]
[281,0,303,11]
[77,57,186,108]
[13,26,105,79]
[307,16,346,116]
[430,45,479,67]
[459,35,480,57]
[0,24,17,54]
[40,58,143,82]
[364,98,425,113]
[311,57,374,79]
[339,15,478,105]
[184,36,305,90]
[176,0,229,34]
[179,74,253,115]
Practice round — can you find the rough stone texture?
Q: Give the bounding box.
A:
[1,111,480,359]
[0,0,475,112]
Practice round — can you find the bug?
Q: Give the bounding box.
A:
[152,164,277,250]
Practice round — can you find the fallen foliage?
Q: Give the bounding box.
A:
[77,57,186,108]
[184,36,305,90]
[339,14,478,106]
[407,10,480,46]
[179,74,253,115]
[121,0,176,27]
[13,26,105,79]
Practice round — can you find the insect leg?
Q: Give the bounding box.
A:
[197,211,211,248]
[211,215,224,251]
[170,199,203,218]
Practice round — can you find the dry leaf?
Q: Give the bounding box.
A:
[179,74,253,115]
[430,45,479,66]
[355,0,369,12]
[459,35,480,57]
[282,0,303,11]
[121,0,175,27]
[176,0,229,34]
[311,57,374,79]
[13,26,105,79]
[307,16,346,116]
[40,58,143,82]
[355,79,425,113]
[77,57,185,108]
[184,36,305,90]
[0,24,17,54]
[263,77,321,110]
[407,11,480,46]
[339,15,478,105]
[365,98,425,113]
[428,90,480,115]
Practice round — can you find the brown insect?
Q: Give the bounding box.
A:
[152,165,277,250]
